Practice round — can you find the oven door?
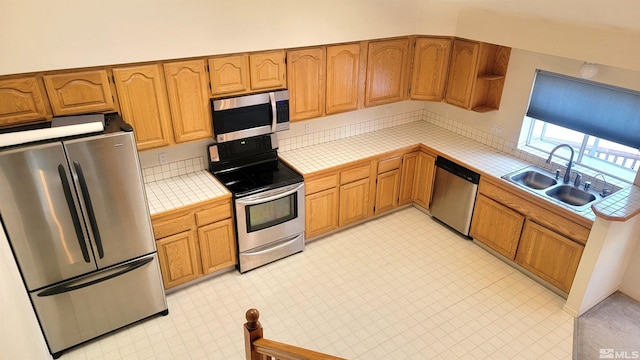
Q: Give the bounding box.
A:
[235,182,305,252]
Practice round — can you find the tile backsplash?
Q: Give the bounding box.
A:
[278,110,423,151]
[142,156,205,183]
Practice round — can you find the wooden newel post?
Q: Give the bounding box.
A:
[244,308,263,360]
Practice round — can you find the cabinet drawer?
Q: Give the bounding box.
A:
[377,156,402,174]
[306,173,339,195]
[340,164,371,184]
[195,201,232,226]
[152,212,193,239]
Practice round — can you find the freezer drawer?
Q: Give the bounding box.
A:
[30,254,167,356]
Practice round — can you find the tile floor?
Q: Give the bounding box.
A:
[63,207,574,360]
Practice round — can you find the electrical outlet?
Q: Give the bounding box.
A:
[385,106,392,116]
[158,152,167,165]
[490,124,504,137]
[305,124,311,134]
[444,108,449,117]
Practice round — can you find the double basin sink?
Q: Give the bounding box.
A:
[502,166,606,211]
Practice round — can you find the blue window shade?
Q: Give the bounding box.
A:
[526,70,640,149]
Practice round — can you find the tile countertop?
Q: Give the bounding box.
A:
[279,121,640,223]
[144,171,229,216]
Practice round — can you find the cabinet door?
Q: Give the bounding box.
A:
[516,220,584,293]
[326,43,363,115]
[249,51,287,91]
[414,152,435,208]
[470,194,524,260]
[209,54,250,96]
[410,38,452,101]
[43,70,114,116]
[163,60,213,143]
[198,218,236,274]
[287,47,326,121]
[445,39,479,109]
[113,65,174,150]
[398,151,419,205]
[305,187,339,238]
[375,169,400,214]
[0,77,50,126]
[156,231,201,289]
[365,38,410,107]
[339,178,370,227]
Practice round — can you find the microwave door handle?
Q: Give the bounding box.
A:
[236,182,304,206]
[73,161,104,259]
[269,92,277,132]
[58,164,91,263]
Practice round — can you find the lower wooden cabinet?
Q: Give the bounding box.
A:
[198,218,236,274]
[470,177,590,293]
[339,163,372,226]
[156,231,201,289]
[306,187,339,238]
[470,194,524,260]
[414,152,436,209]
[516,220,584,293]
[152,196,235,289]
[375,155,402,214]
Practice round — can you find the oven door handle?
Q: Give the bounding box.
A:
[236,182,304,205]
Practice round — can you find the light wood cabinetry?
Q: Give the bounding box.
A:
[365,38,410,107]
[0,77,51,127]
[163,59,213,143]
[249,50,287,91]
[113,64,174,150]
[516,220,584,293]
[43,70,115,116]
[151,196,235,289]
[413,152,436,209]
[287,47,326,121]
[156,231,201,289]
[471,176,590,293]
[326,43,365,115]
[339,163,372,226]
[375,156,402,214]
[445,39,511,112]
[410,37,452,101]
[470,194,524,260]
[208,54,250,96]
[305,173,340,238]
[398,151,419,206]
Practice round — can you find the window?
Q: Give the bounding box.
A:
[520,70,640,182]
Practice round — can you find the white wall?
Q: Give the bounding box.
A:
[0,225,51,359]
[454,8,640,73]
[0,0,426,75]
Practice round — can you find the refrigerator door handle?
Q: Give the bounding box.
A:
[58,164,91,263]
[73,161,104,259]
[36,256,154,297]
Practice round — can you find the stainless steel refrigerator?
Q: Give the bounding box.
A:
[0,114,168,358]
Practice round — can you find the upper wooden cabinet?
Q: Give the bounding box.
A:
[445,39,511,112]
[163,60,213,143]
[410,37,452,101]
[326,43,365,115]
[249,50,287,91]
[208,54,250,96]
[287,47,326,121]
[365,38,410,107]
[0,77,50,127]
[113,64,174,150]
[43,70,115,116]
[209,51,286,97]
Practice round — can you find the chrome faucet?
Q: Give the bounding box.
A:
[593,173,611,196]
[546,144,574,184]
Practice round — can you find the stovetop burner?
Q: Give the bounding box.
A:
[208,134,304,197]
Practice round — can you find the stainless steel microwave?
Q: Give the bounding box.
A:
[211,90,289,143]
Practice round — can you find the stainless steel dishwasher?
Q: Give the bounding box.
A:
[430,156,480,237]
